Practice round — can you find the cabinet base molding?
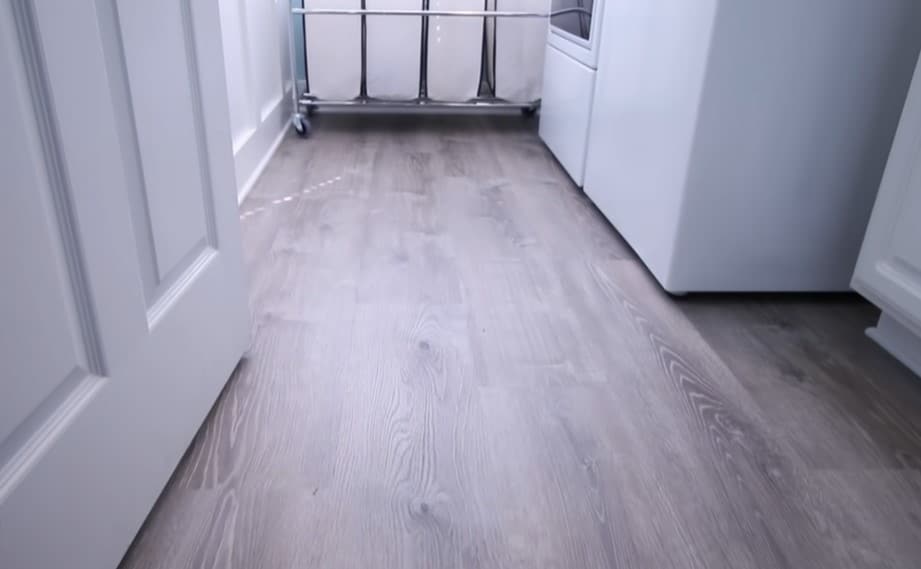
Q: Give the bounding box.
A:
[866,312,921,378]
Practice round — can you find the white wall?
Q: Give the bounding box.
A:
[218,0,292,203]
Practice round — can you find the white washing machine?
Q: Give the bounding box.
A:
[581,0,921,292]
[538,0,604,186]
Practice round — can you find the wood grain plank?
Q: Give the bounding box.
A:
[583,260,837,568]
[303,302,491,569]
[679,295,921,470]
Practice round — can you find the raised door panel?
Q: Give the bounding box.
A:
[0,11,104,484]
[853,54,921,334]
[115,0,217,309]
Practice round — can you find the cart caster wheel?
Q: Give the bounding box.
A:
[292,114,311,138]
[521,107,537,118]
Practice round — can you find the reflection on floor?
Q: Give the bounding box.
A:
[121,115,921,569]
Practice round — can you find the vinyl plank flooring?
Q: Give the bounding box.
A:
[358,188,462,305]
[312,302,486,569]
[797,469,921,567]
[679,295,921,470]
[121,114,921,569]
[579,260,825,568]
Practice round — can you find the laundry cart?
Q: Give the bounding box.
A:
[287,1,572,136]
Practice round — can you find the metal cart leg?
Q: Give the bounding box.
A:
[288,0,310,137]
[418,0,429,100]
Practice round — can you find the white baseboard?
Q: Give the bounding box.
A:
[233,89,292,204]
[236,125,287,204]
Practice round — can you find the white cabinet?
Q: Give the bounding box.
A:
[853,55,921,377]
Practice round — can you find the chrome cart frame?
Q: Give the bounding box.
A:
[287,2,584,136]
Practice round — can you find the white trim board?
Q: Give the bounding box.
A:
[236,121,287,204]
[234,89,291,204]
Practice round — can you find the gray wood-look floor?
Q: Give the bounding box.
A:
[120,115,921,569]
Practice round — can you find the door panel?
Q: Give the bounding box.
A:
[0,61,97,448]
[116,0,215,291]
[0,1,250,568]
[0,24,104,469]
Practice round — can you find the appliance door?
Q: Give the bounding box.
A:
[548,0,599,68]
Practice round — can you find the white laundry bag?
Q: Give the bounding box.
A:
[495,0,549,102]
[304,0,362,99]
[366,0,422,99]
[302,0,547,103]
[426,0,483,101]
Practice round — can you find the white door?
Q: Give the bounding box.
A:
[853,53,921,336]
[0,2,250,568]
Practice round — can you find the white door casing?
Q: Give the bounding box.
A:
[853,53,921,375]
[0,1,250,568]
[853,53,921,334]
